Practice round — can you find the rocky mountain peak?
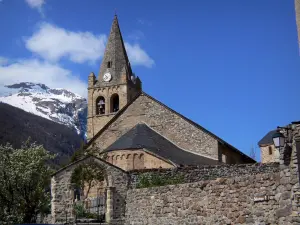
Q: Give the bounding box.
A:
[0,82,87,140]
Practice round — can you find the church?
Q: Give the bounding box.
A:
[49,15,300,225]
[84,15,255,170]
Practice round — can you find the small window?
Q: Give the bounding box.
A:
[268,146,272,155]
[107,61,112,68]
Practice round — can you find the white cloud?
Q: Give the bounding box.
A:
[0,59,87,97]
[25,0,45,16]
[0,57,9,66]
[25,23,154,67]
[0,23,154,98]
[25,23,107,64]
[25,0,44,9]
[125,43,155,68]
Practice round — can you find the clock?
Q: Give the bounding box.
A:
[103,72,112,82]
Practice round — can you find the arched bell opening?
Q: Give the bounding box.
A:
[110,94,120,113]
[110,94,119,113]
[96,96,105,115]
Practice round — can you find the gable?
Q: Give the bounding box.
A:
[52,155,126,177]
[87,93,219,160]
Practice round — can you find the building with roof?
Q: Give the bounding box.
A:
[258,130,280,163]
[85,15,254,171]
[53,15,300,225]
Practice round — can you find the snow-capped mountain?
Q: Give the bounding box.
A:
[0,82,87,139]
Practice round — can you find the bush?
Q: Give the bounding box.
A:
[136,173,184,188]
[74,202,98,219]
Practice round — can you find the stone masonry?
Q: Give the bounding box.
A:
[86,15,142,140]
[106,149,173,171]
[51,128,300,224]
[126,172,281,225]
[51,156,128,224]
[89,94,219,160]
[124,124,300,225]
[128,163,279,189]
[260,144,280,163]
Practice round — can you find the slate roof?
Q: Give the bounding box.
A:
[258,130,277,146]
[102,123,219,166]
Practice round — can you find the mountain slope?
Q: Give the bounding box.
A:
[0,102,82,166]
[0,82,87,139]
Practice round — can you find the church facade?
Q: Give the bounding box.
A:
[85,15,254,171]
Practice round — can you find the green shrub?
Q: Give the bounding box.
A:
[74,202,99,219]
[136,173,184,188]
[74,202,86,218]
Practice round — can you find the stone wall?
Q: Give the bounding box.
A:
[218,142,248,164]
[260,144,279,163]
[124,124,300,225]
[90,94,220,160]
[51,156,128,224]
[87,84,128,140]
[128,163,279,188]
[126,172,280,225]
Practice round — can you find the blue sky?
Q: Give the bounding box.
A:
[0,0,299,161]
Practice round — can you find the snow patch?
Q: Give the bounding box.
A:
[0,82,87,139]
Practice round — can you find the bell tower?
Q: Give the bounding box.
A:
[87,15,142,141]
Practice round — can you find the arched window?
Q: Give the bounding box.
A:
[96,96,105,115]
[110,94,119,113]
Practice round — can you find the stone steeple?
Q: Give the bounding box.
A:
[97,15,132,87]
[87,15,142,141]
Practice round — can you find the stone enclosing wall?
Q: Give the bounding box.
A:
[124,124,300,225]
[126,172,280,225]
[128,163,279,188]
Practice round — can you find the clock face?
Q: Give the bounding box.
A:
[103,73,112,82]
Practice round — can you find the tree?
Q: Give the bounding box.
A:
[0,142,55,224]
[250,145,256,161]
[68,144,107,200]
[70,140,86,163]
[71,161,106,200]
